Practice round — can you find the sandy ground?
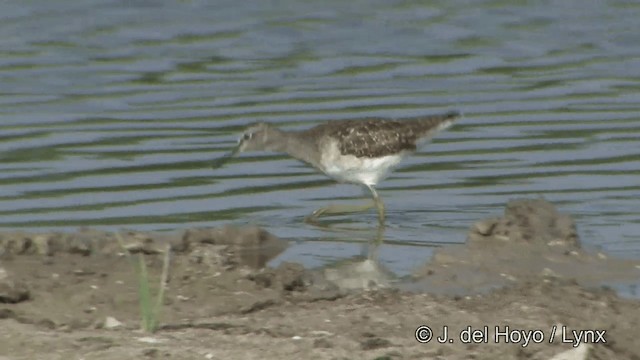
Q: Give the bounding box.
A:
[1,198,639,360]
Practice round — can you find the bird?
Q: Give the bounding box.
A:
[212,110,461,225]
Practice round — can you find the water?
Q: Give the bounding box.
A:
[1,0,639,276]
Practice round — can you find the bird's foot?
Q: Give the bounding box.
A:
[304,208,327,225]
[304,202,377,225]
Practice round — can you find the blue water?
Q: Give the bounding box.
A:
[0,0,639,277]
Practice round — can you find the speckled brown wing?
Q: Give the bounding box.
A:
[307,111,460,158]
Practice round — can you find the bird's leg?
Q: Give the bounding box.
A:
[366,185,385,225]
[365,223,386,260]
[305,201,375,224]
[304,185,385,225]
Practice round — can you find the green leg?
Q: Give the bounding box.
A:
[366,223,386,260]
[304,185,386,225]
[305,201,375,224]
[366,185,385,225]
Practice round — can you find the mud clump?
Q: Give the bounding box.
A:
[183,225,288,269]
[410,198,640,298]
[468,198,579,247]
[0,267,29,304]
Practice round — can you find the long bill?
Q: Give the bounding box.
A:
[211,145,240,169]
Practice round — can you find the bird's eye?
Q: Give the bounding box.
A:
[243,133,252,141]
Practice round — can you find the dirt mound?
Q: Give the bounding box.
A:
[410,198,639,296]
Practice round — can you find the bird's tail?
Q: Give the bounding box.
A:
[431,110,462,132]
[407,110,462,137]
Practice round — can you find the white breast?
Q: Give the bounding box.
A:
[319,140,405,186]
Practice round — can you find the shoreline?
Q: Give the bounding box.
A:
[1,198,639,359]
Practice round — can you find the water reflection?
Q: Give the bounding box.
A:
[313,223,393,290]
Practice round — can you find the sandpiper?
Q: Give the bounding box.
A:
[212,110,461,225]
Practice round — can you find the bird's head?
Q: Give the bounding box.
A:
[211,122,277,168]
[236,122,274,153]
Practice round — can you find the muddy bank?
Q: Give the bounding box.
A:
[1,198,639,360]
[409,198,640,297]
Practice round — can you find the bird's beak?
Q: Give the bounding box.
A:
[211,144,240,169]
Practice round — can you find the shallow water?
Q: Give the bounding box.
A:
[1,0,639,277]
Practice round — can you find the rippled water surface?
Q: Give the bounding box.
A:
[1,0,639,276]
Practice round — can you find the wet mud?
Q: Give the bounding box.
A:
[1,199,638,360]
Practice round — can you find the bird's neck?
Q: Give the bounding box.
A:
[267,128,319,167]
